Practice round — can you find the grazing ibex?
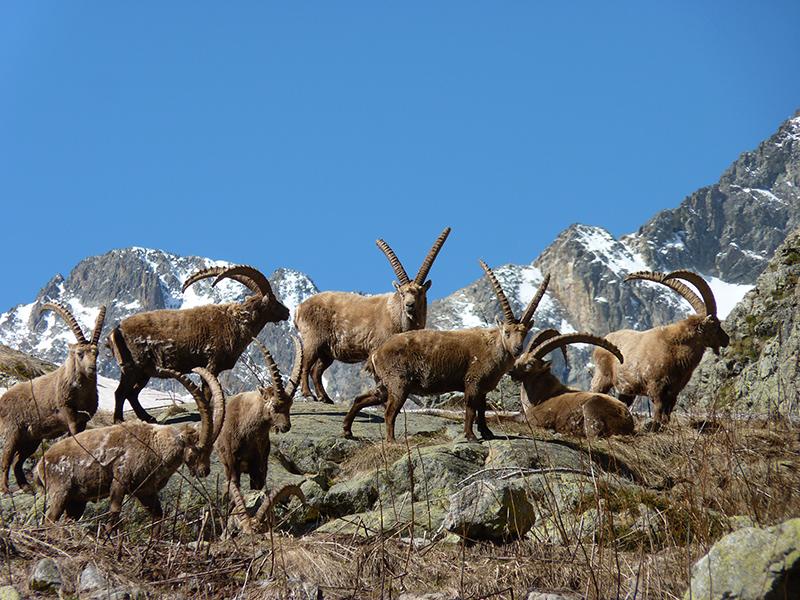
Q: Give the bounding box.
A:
[295,227,451,403]
[107,264,289,423]
[508,330,634,438]
[0,302,106,493]
[343,261,550,442]
[591,270,730,425]
[216,337,305,533]
[33,368,224,532]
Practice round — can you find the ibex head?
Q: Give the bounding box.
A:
[376,227,451,328]
[479,261,551,358]
[161,367,226,478]
[40,302,106,376]
[626,270,730,355]
[251,336,303,433]
[182,264,290,323]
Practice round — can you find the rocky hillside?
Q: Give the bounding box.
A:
[0,343,55,388]
[683,227,800,415]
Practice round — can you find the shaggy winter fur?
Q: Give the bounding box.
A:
[0,302,105,492]
[295,227,450,403]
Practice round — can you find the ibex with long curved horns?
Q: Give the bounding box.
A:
[591,270,729,425]
[216,337,305,533]
[509,330,634,438]
[33,368,224,533]
[344,261,550,442]
[0,302,106,493]
[294,227,451,404]
[107,264,289,423]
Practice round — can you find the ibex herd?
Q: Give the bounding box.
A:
[0,229,730,534]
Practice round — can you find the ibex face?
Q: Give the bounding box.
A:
[498,321,529,358]
[259,386,291,433]
[250,336,302,434]
[242,292,290,323]
[392,280,432,327]
[178,427,211,477]
[696,315,730,355]
[65,342,99,376]
[508,355,550,381]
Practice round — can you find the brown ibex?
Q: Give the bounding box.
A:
[508,330,634,438]
[343,261,550,442]
[0,302,106,493]
[33,367,224,532]
[107,264,289,423]
[216,337,305,533]
[295,227,451,403]
[591,270,730,425]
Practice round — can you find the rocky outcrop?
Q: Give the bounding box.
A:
[0,343,55,388]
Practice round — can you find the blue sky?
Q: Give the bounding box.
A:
[1,2,798,310]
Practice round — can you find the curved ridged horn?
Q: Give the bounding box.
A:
[519,273,551,327]
[414,227,451,285]
[90,306,107,346]
[254,483,306,524]
[192,367,226,452]
[376,238,410,285]
[211,265,274,298]
[284,337,304,399]
[525,327,568,365]
[624,271,706,316]
[159,368,213,451]
[665,270,717,317]
[182,266,257,294]
[479,260,515,324]
[40,301,87,344]
[252,337,285,398]
[532,333,624,364]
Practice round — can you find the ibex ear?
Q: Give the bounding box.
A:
[494,315,503,327]
[392,281,401,291]
[423,280,432,291]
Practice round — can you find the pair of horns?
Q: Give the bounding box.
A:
[182,265,275,298]
[40,301,106,346]
[625,270,717,317]
[376,227,451,286]
[158,367,226,458]
[250,336,303,402]
[479,261,550,326]
[524,330,624,364]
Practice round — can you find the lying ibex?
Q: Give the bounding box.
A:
[343,261,550,442]
[0,302,106,493]
[108,264,289,423]
[33,368,224,532]
[295,227,451,403]
[508,330,634,438]
[591,270,730,425]
[216,337,305,533]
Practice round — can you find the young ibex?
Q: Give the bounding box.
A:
[216,337,305,533]
[343,261,550,442]
[107,264,289,423]
[295,227,451,403]
[0,302,106,493]
[508,330,634,438]
[591,270,730,425]
[33,367,224,532]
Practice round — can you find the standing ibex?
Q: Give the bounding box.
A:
[295,227,451,403]
[508,330,634,438]
[108,264,289,423]
[343,261,550,442]
[0,302,106,493]
[591,270,730,425]
[33,368,224,532]
[216,337,305,533]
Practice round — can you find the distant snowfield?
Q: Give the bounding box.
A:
[705,276,753,320]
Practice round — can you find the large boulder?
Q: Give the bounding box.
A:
[444,478,536,541]
[684,518,800,599]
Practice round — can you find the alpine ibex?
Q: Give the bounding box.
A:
[343,261,550,442]
[508,330,634,438]
[295,227,451,403]
[0,302,106,493]
[107,264,289,423]
[591,270,730,425]
[33,367,224,532]
[216,337,305,533]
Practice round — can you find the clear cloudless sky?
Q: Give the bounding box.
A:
[1,2,799,310]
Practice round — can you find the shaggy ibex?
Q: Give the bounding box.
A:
[508,330,634,438]
[216,337,305,533]
[295,227,451,403]
[591,270,730,425]
[108,264,289,423]
[33,368,224,532]
[343,261,550,442]
[0,302,106,493]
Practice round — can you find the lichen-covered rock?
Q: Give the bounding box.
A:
[443,478,536,541]
[322,472,379,518]
[0,586,22,600]
[484,438,591,472]
[29,557,62,592]
[684,518,800,600]
[79,563,109,593]
[317,492,448,537]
